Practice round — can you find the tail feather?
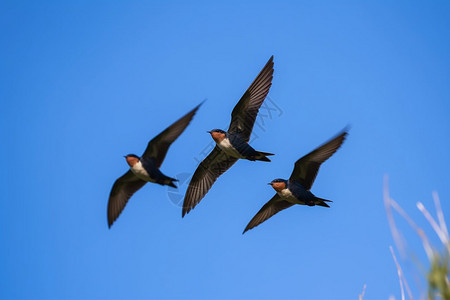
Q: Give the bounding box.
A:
[257,151,274,156]
[167,181,177,188]
[159,176,178,188]
[314,197,332,208]
[255,151,274,162]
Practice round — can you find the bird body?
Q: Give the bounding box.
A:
[269,179,315,206]
[126,155,176,187]
[273,180,315,205]
[213,131,272,161]
[243,129,348,233]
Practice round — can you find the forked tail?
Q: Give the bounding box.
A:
[159,176,178,188]
[167,180,178,188]
[255,151,275,162]
[314,197,332,208]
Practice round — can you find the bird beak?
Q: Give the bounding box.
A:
[267,183,272,185]
[207,131,211,134]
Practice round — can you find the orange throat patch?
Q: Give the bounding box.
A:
[210,132,226,143]
[271,182,286,192]
[125,156,139,167]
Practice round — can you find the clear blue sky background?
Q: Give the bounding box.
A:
[1,1,449,299]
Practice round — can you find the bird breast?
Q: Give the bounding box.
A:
[217,138,244,158]
[278,188,299,204]
[130,161,153,182]
[279,188,294,198]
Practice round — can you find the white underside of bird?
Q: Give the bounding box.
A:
[217,138,245,158]
[278,188,306,205]
[130,161,154,182]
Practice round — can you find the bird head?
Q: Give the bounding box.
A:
[207,129,226,143]
[268,178,287,192]
[124,154,140,167]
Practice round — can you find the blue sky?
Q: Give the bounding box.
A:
[1,1,449,299]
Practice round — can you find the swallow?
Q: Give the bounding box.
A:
[182,56,275,217]
[107,103,202,228]
[243,129,348,233]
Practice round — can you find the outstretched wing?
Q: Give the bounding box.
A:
[289,130,348,190]
[243,194,293,234]
[142,102,202,167]
[107,170,147,228]
[228,56,274,141]
[182,146,238,217]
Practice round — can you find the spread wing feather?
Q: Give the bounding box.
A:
[182,146,238,217]
[289,130,348,190]
[228,56,274,141]
[142,103,202,167]
[107,170,147,228]
[243,194,293,233]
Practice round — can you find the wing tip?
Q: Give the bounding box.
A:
[342,124,351,132]
[182,200,199,218]
[181,198,195,218]
[338,125,350,141]
[242,225,252,234]
[336,127,350,146]
[193,99,206,112]
[107,217,114,229]
[265,55,274,71]
[181,195,190,218]
[107,207,120,228]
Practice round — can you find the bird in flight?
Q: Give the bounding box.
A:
[182,56,275,217]
[243,129,348,233]
[107,103,202,228]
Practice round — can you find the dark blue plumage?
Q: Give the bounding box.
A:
[227,132,273,161]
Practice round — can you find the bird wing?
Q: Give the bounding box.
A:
[182,146,238,217]
[228,56,274,141]
[243,194,293,233]
[142,103,202,168]
[107,170,147,228]
[289,130,348,190]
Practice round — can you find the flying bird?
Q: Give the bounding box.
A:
[243,129,348,233]
[107,103,202,228]
[182,56,275,217]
